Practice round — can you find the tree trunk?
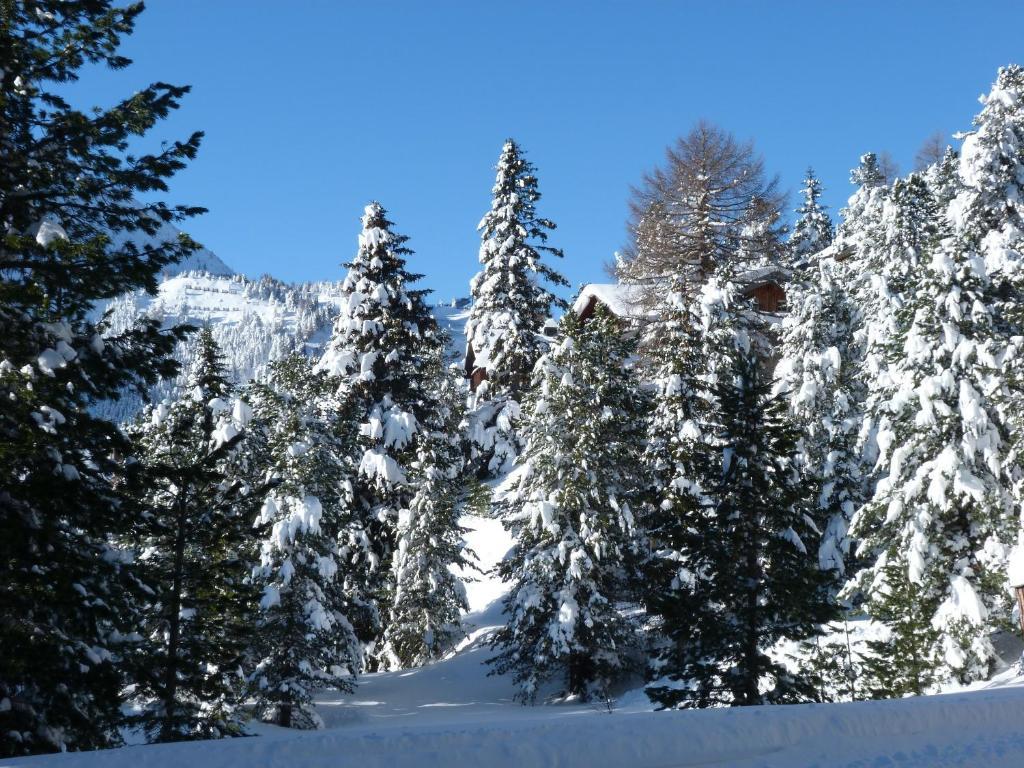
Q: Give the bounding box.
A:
[161,487,189,741]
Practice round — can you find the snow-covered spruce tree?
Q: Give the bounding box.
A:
[788,168,833,267]
[316,203,443,655]
[773,259,865,579]
[851,66,1024,688]
[245,355,364,729]
[849,204,1017,687]
[489,306,648,702]
[129,330,258,742]
[381,349,473,669]
[645,279,838,709]
[953,65,1024,445]
[464,140,569,477]
[834,153,888,270]
[0,2,204,755]
[828,153,894,473]
[925,146,962,210]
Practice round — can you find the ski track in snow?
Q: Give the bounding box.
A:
[10,477,1024,767]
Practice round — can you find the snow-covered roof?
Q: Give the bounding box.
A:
[735,266,790,287]
[572,283,650,319]
[574,268,789,321]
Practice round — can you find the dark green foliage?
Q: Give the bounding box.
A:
[0,1,202,755]
[245,355,363,728]
[489,307,649,702]
[129,330,258,742]
[646,285,838,709]
[797,617,861,703]
[858,561,941,699]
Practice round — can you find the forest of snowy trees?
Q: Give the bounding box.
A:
[3,1,1024,759]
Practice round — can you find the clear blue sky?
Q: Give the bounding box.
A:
[74,1,1023,301]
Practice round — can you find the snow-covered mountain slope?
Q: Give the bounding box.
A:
[113,219,235,278]
[96,258,470,423]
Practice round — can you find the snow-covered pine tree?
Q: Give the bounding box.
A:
[953,65,1024,459]
[464,140,569,476]
[788,168,833,267]
[773,260,865,579]
[646,279,838,709]
[381,348,473,669]
[316,203,443,654]
[245,355,364,729]
[828,153,895,473]
[489,306,648,702]
[925,146,962,210]
[834,153,888,268]
[0,2,204,755]
[129,330,257,742]
[851,66,1024,689]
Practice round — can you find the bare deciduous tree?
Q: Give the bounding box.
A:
[617,121,786,291]
[914,132,948,171]
[877,151,901,184]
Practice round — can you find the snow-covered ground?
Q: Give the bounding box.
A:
[9,485,1024,768]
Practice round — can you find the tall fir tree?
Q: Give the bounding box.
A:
[645,279,838,709]
[245,355,364,728]
[316,203,444,656]
[489,307,648,702]
[381,349,473,669]
[830,153,894,473]
[129,330,257,742]
[0,2,203,755]
[464,140,568,477]
[788,168,833,266]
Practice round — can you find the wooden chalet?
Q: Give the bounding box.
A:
[463,267,790,390]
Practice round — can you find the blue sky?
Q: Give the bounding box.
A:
[75,1,1022,301]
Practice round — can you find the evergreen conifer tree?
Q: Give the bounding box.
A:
[464,140,568,476]
[245,355,364,728]
[0,2,203,754]
[129,330,257,742]
[489,307,647,702]
[788,168,834,266]
[381,351,472,669]
[857,559,941,698]
[645,280,837,709]
[316,203,444,654]
[924,146,962,210]
[850,68,1024,687]
[774,261,865,578]
[953,64,1024,439]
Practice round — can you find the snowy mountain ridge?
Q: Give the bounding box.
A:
[97,244,469,423]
